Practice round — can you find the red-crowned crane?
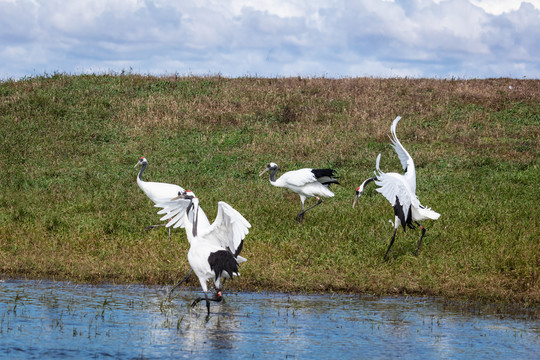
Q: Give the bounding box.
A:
[156,190,250,317]
[259,163,339,222]
[353,116,440,260]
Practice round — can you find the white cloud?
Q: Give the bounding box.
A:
[0,0,539,79]
[470,0,540,15]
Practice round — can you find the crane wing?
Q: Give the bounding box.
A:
[199,201,251,257]
[374,153,418,225]
[375,174,413,220]
[155,198,191,229]
[389,116,412,171]
[154,198,211,229]
[139,181,185,205]
[388,116,416,194]
[281,168,317,187]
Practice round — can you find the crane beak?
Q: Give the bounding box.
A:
[259,167,269,177]
[171,192,186,201]
[171,191,194,201]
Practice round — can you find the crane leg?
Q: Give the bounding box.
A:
[296,198,323,223]
[191,292,223,317]
[414,222,426,256]
[167,269,193,298]
[190,294,211,316]
[384,228,398,260]
[205,293,211,316]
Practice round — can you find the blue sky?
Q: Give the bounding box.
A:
[1,0,539,79]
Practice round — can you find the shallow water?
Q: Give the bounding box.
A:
[0,279,538,359]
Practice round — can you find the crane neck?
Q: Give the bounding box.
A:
[359,176,377,193]
[185,199,199,238]
[268,167,279,182]
[138,162,147,181]
[192,202,199,238]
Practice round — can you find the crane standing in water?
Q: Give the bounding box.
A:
[157,190,250,317]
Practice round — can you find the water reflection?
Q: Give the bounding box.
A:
[0,279,538,359]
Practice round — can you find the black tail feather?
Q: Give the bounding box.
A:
[208,250,239,281]
[393,196,412,231]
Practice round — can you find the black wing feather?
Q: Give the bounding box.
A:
[311,168,340,185]
[234,239,244,258]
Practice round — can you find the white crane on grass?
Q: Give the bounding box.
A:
[259,163,339,222]
[156,190,250,317]
[353,116,440,260]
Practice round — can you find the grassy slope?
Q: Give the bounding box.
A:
[0,74,538,305]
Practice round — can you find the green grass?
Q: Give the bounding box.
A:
[0,74,538,306]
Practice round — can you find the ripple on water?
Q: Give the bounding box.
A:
[0,279,538,359]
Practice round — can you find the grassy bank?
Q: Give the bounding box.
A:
[0,74,538,305]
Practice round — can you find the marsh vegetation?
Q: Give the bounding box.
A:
[0,75,538,305]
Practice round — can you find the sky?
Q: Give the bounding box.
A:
[1,0,539,80]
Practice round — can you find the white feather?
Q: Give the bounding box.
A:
[180,194,250,298]
[155,197,211,230]
[199,201,251,253]
[373,119,439,225]
[388,116,416,194]
[136,157,211,230]
[262,163,338,220]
